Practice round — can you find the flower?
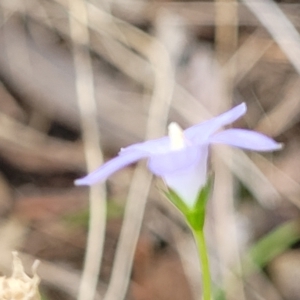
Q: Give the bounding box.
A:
[75,103,281,207]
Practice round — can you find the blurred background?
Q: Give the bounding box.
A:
[0,0,300,299]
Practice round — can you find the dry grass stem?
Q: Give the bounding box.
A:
[228,149,281,207]
[68,1,106,300]
[214,1,247,299]
[102,11,174,300]
[243,0,300,75]
[0,111,84,172]
[225,30,274,84]
[255,77,300,137]
[16,252,105,300]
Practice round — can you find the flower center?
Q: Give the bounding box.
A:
[168,122,186,150]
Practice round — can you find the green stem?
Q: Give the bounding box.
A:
[193,229,212,300]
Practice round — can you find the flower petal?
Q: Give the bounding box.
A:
[75,150,148,186]
[120,136,171,155]
[148,146,200,175]
[209,129,282,151]
[185,103,246,144]
[163,146,209,208]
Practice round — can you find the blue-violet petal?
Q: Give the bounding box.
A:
[209,129,283,151]
[148,146,200,176]
[120,136,171,155]
[75,150,148,186]
[163,146,209,208]
[185,103,246,144]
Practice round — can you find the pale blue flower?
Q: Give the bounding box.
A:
[75,103,281,207]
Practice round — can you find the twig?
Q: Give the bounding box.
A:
[224,29,273,84]
[256,76,300,137]
[68,1,106,300]
[243,0,300,75]
[214,1,247,299]
[0,111,85,172]
[100,13,174,300]
[20,252,106,299]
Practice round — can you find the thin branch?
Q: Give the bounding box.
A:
[101,13,174,300]
[214,1,246,299]
[243,0,300,75]
[68,1,106,300]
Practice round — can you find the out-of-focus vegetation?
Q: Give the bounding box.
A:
[0,0,300,299]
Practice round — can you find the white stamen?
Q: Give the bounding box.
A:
[168,122,185,150]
